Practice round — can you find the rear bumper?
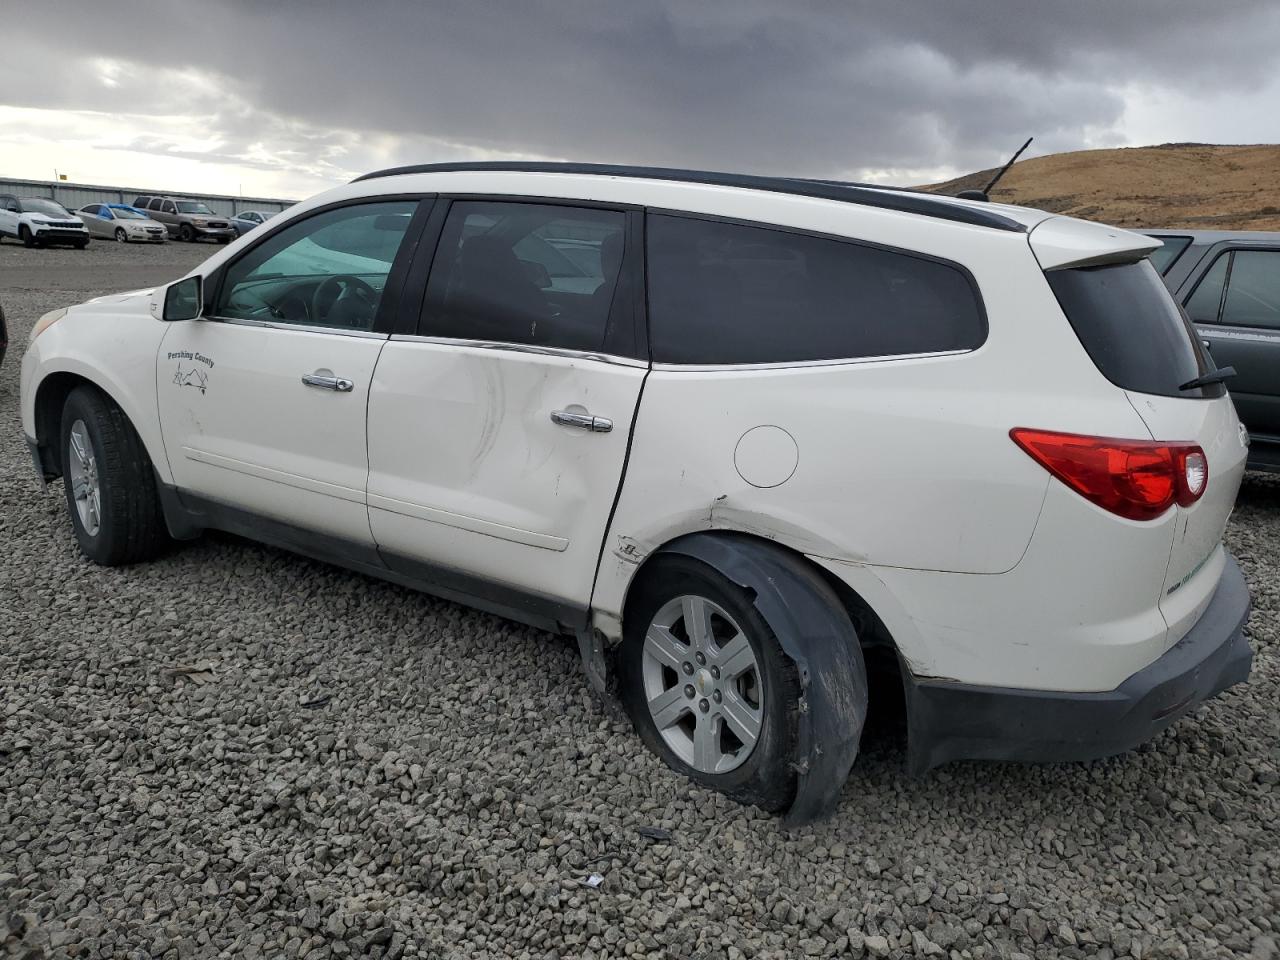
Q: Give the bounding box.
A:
[904,553,1251,774]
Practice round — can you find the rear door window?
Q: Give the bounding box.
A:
[645,214,985,364]
[420,201,629,354]
[1046,259,1221,399]
[1185,254,1229,323]
[1220,251,1280,330]
[1148,236,1192,275]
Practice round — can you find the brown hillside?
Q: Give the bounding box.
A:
[925,143,1280,231]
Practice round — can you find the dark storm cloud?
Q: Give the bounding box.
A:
[3,0,1279,180]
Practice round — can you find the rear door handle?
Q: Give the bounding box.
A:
[301,371,354,392]
[551,410,613,433]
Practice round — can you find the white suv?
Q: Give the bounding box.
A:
[19,164,1252,823]
[0,194,90,248]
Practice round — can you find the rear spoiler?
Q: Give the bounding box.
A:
[1030,215,1162,271]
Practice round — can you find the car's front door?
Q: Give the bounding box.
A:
[157,198,427,549]
[1184,246,1280,440]
[366,199,647,623]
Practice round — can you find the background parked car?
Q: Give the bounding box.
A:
[0,195,89,248]
[131,195,236,243]
[76,203,168,243]
[1147,230,1280,471]
[229,209,275,236]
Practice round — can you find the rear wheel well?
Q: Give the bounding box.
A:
[623,533,898,654]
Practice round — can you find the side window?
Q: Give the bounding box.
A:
[1,196,19,212]
[421,201,627,352]
[1148,236,1192,275]
[161,200,177,214]
[1220,251,1280,330]
[214,201,417,331]
[646,214,986,364]
[132,196,149,208]
[82,204,100,216]
[1184,253,1229,323]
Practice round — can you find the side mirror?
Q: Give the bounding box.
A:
[152,276,203,321]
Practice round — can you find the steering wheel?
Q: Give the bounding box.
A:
[311,274,378,326]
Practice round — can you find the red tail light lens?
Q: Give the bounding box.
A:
[1010,429,1208,521]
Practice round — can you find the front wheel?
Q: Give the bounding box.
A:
[179,224,195,242]
[619,556,801,812]
[19,225,36,248]
[75,240,88,249]
[115,228,127,243]
[60,386,170,565]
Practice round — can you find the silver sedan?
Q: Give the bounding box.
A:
[76,203,168,243]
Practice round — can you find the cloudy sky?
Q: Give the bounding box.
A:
[2,1,1278,201]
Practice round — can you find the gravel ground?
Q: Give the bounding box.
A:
[2,240,1278,960]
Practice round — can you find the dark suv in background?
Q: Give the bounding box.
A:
[131,195,237,243]
[1148,230,1280,472]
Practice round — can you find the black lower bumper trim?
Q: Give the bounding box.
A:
[904,553,1252,774]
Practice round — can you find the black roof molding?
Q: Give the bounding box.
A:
[352,162,1027,233]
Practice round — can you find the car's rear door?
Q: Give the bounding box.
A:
[366,199,647,624]
[157,198,430,551]
[1183,245,1280,443]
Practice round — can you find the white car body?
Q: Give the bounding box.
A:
[0,194,90,246]
[19,165,1252,818]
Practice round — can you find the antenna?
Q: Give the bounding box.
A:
[956,137,1033,202]
[982,136,1033,196]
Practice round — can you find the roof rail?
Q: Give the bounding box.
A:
[351,162,1026,233]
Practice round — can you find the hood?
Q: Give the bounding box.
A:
[73,289,155,312]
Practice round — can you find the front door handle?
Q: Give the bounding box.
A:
[551,410,613,433]
[301,371,354,392]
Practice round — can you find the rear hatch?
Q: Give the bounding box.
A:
[1032,216,1248,647]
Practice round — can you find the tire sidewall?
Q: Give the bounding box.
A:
[619,556,799,811]
[115,228,127,243]
[60,390,119,563]
[20,226,34,248]
[180,224,195,242]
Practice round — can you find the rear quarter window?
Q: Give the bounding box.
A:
[1147,236,1192,275]
[1046,260,1221,399]
[645,214,986,365]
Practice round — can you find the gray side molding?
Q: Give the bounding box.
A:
[657,533,867,826]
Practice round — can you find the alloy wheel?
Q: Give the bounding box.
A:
[67,420,102,537]
[641,594,764,774]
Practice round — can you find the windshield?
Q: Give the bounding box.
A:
[112,206,148,220]
[177,201,214,215]
[22,198,72,217]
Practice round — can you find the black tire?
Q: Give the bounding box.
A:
[179,223,195,242]
[75,240,88,250]
[59,385,170,565]
[619,555,801,812]
[19,225,35,248]
[115,227,127,243]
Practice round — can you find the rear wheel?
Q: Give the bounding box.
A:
[59,386,170,565]
[114,227,127,243]
[620,556,801,811]
[179,223,195,242]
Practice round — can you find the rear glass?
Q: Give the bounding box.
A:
[1147,236,1191,275]
[646,215,986,364]
[1046,260,1222,399]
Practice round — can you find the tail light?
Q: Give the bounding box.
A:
[1010,429,1208,521]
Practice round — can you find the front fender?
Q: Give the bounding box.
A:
[21,304,172,484]
[657,533,868,826]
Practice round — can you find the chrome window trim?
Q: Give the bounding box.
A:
[388,334,649,368]
[650,348,972,373]
[203,315,389,339]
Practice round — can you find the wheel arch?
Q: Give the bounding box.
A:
[616,530,870,825]
[31,370,163,482]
